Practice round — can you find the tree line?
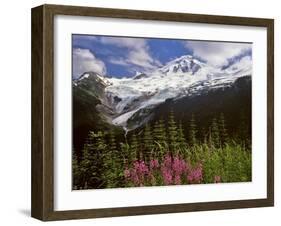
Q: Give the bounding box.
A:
[73,111,251,189]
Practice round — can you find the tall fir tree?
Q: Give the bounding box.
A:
[153,118,167,158]
[188,114,197,147]
[168,111,179,154]
[104,129,121,188]
[109,129,118,154]
[108,129,120,172]
[201,127,208,145]
[130,133,139,161]
[72,149,81,189]
[93,131,108,188]
[218,113,228,146]
[153,119,167,145]
[120,142,130,166]
[80,131,107,189]
[178,121,187,154]
[211,117,220,148]
[208,126,213,147]
[239,111,250,150]
[143,123,154,161]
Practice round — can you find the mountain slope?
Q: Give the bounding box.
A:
[100,55,251,130]
[73,54,252,143]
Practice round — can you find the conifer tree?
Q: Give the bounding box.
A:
[108,129,120,173]
[79,134,95,189]
[201,127,208,145]
[153,118,167,158]
[168,111,179,154]
[208,127,214,147]
[211,117,220,148]
[72,149,81,189]
[218,113,228,146]
[109,129,118,154]
[130,133,139,161]
[120,142,130,165]
[93,131,108,187]
[178,121,187,154]
[93,131,107,152]
[143,123,154,160]
[104,129,120,188]
[80,131,107,189]
[188,114,197,147]
[79,144,90,189]
[153,119,167,145]
[239,111,250,150]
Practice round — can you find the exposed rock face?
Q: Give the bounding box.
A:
[73,55,252,133]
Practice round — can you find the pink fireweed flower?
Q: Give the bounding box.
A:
[161,164,173,185]
[137,160,149,175]
[163,154,172,168]
[187,164,203,184]
[133,161,140,170]
[174,175,181,185]
[124,168,130,179]
[162,168,173,185]
[149,159,159,170]
[172,156,181,173]
[129,168,140,186]
[127,160,149,186]
[161,154,174,185]
[125,156,202,187]
[182,159,189,173]
[214,175,221,183]
[148,171,156,185]
[172,156,188,176]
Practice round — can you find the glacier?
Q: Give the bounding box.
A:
[75,55,252,131]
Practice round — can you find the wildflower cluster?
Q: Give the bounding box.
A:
[124,154,206,186]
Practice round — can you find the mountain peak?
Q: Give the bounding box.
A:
[133,71,148,80]
[170,55,193,62]
[74,54,252,132]
[76,72,112,86]
[134,71,144,77]
[159,55,203,75]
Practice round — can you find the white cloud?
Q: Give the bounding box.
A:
[185,41,251,67]
[100,37,146,49]
[100,37,162,72]
[72,48,106,79]
[108,57,130,66]
[127,47,158,70]
[225,55,252,73]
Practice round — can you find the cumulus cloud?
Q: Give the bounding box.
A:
[72,48,106,79]
[184,41,252,67]
[100,37,146,49]
[225,55,252,73]
[100,37,162,72]
[108,57,130,66]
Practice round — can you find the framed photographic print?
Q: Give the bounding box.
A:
[31,4,274,221]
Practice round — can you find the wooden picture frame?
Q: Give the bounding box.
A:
[31,4,274,221]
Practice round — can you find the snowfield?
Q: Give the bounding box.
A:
[77,55,252,131]
[103,55,251,129]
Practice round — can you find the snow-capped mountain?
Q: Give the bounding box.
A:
[158,55,205,75]
[75,71,113,87]
[73,55,252,131]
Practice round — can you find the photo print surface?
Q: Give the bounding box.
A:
[72,34,252,190]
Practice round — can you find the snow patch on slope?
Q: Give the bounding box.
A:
[75,55,252,131]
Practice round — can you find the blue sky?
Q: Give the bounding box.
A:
[72,34,252,79]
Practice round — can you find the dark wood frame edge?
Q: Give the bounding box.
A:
[31,4,274,221]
